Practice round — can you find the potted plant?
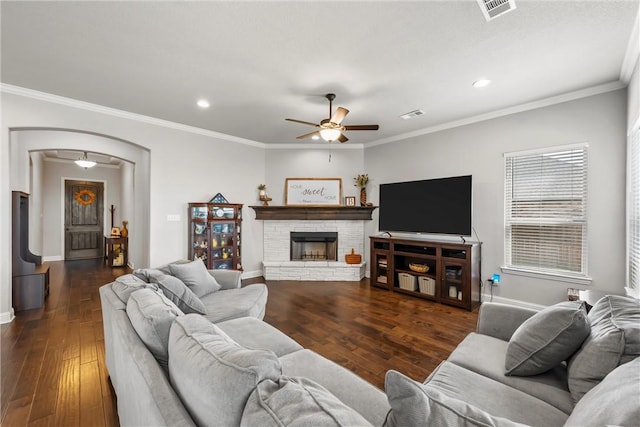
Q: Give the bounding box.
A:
[354,174,369,206]
[257,184,267,197]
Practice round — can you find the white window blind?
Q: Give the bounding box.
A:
[628,126,640,291]
[504,144,588,277]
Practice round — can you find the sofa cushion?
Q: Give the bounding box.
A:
[420,361,569,426]
[384,369,528,427]
[149,274,206,315]
[111,273,158,303]
[564,357,640,427]
[216,316,303,357]
[126,288,183,371]
[168,314,282,427]
[505,301,590,376]
[447,332,573,414]
[201,283,268,322]
[169,259,221,297]
[567,295,640,403]
[279,349,391,427]
[241,376,373,427]
[132,267,165,283]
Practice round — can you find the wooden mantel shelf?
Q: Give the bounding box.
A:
[250,206,377,221]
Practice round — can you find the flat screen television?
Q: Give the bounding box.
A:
[378,175,472,236]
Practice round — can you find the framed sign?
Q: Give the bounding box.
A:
[345,196,356,206]
[285,178,342,206]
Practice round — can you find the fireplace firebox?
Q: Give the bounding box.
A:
[290,232,338,261]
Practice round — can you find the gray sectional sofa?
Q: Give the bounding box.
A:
[99,260,390,426]
[100,260,640,426]
[384,296,640,427]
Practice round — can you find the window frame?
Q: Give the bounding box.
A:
[502,143,591,284]
[627,123,640,294]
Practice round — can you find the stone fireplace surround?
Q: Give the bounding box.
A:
[262,220,366,281]
[252,206,376,281]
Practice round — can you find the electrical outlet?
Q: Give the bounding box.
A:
[167,214,181,222]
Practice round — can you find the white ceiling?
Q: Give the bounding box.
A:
[1,1,638,146]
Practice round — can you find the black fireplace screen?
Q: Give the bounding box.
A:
[290,232,338,261]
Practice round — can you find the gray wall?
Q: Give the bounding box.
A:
[264,146,365,205]
[364,89,628,306]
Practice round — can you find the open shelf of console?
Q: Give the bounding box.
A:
[370,236,481,311]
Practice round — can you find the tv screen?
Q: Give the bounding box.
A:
[379,175,472,236]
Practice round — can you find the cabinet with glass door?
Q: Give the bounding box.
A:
[188,202,242,270]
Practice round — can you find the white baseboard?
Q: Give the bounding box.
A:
[483,295,546,311]
[43,255,63,262]
[241,269,264,280]
[0,308,16,324]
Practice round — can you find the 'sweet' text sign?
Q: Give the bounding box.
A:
[285,178,343,206]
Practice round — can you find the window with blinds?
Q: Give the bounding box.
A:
[504,144,588,277]
[628,127,639,291]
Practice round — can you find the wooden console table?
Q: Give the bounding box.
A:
[104,236,128,267]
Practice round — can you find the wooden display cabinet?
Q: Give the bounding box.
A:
[188,202,242,270]
[369,236,481,311]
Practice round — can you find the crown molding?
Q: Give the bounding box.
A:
[0,83,267,149]
[620,8,639,83]
[366,81,626,148]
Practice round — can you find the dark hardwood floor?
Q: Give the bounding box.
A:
[2,260,478,426]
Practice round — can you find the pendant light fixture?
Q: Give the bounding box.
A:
[75,152,96,169]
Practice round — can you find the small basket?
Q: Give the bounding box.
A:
[418,276,436,295]
[398,272,417,291]
[345,248,362,264]
[409,263,429,273]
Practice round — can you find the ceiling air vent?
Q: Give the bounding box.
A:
[476,0,516,21]
[400,109,425,120]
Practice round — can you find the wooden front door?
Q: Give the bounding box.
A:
[65,180,104,260]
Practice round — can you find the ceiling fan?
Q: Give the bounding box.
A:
[286,93,379,143]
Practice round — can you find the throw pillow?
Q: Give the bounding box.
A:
[567,295,640,403]
[132,268,165,283]
[169,259,221,297]
[505,301,590,376]
[149,274,206,315]
[126,288,183,372]
[383,370,525,427]
[168,314,282,427]
[564,357,640,426]
[241,376,373,427]
[111,273,158,303]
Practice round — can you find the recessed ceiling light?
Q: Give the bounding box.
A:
[472,79,491,88]
[197,99,210,108]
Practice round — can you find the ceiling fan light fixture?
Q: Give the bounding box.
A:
[75,152,97,169]
[319,128,342,142]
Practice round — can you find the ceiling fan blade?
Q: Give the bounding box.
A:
[330,107,349,125]
[296,130,320,139]
[338,133,349,143]
[286,118,320,127]
[343,124,379,131]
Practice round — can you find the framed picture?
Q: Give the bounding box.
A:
[285,178,342,206]
[110,227,121,237]
[345,196,356,207]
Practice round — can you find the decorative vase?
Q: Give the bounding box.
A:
[259,189,266,197]
[120,221,129,238]
[359,188,367,206]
